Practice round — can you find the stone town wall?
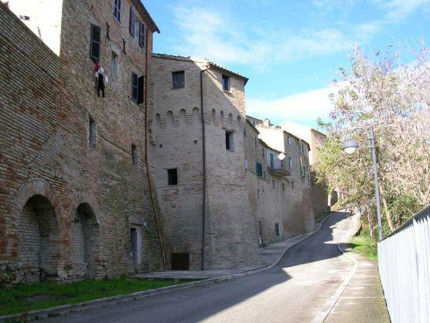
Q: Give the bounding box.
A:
[149,56,259,270]
[0,1,162,285]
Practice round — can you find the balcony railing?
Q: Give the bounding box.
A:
[267,165,290,177]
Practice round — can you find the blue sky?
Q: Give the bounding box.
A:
[144,0,430,129]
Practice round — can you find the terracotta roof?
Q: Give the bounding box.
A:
[133,0,160,33]
[208,62,248,85]
[152,53,248,84]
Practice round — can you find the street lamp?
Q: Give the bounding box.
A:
[342,125,383,241]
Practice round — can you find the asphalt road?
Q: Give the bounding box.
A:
[46,212,354,323]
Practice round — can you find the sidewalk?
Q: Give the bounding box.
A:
[324,248,390,323]
[135,233,312,281]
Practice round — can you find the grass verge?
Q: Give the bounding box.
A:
[349,228,378,261]
[0,279,185,316]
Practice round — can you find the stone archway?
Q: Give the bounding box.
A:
[72,203,100,279]
[18,194,60,282]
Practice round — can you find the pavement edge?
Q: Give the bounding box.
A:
[311,211,362,323]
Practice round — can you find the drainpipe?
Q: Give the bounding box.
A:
[200,67,207,270]
[144,29,167,270]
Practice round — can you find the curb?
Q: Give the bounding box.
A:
[0,213,338,322]
[312,211,361,323]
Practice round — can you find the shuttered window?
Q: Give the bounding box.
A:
[113,0,121,22]
[256,163,263,177]
[137,76,144,104]
[90,24,101,62]
[131,72,138,102]
[129,7,135,36]
[139,22,145,47]
[131,73,145,104]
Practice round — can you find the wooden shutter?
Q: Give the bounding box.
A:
[129,8,135,36]
[256,163,263,177]
[137,76,144,104]
[139,22,145,47]
[90,24,101,62]
[131,73,138,101]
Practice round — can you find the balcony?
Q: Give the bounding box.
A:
[268,165,290,177]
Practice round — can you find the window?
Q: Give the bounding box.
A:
[129,7,135,36]
[131,72,144,104]
[131,72,138,101]
[275,223,280,238]
[222,74,230,91]
[300,143,304,153]
[301,165,307,178]
[139,22,145,47]
[90,24,101,62]
[89,117,96,148]
[172,71,185,89]
[288,157,293,169]
[243,126,247,138]
[256,162,263,177]
[225,131,233,151]
[255,136,258,148]
[270,153,274,169]
[262,148,265,157]
[132,144,137,165]
[111,51,118,79]
[168,168,178,185]
[287,136,291,145]
[272,180,275,189]
[113,0,121,22]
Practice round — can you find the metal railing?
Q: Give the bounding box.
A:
[378,205,430,323]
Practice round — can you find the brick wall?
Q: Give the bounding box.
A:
[0,1,163,285]
[149,55,259,270]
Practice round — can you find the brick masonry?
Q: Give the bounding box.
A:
[149,55,259,270]
[245,121,316,245]
[1,0,326,283]
[0,1,163,285]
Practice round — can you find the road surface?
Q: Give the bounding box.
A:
[46,212,354,323]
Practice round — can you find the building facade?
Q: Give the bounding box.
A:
[249,118,316,235]
[281,122,331,216]
[244,121,290,245]
[149,54,259,270]
[0,0,164,284]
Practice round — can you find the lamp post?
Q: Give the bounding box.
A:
[342,125,383,241]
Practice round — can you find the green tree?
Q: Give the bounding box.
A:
[316,45,430,237]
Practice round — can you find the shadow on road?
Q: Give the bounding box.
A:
[47,212,354,323]
[276,211,351,269]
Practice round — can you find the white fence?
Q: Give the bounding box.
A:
[378,205,430,323]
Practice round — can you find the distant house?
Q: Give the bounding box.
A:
[281,122,332,215]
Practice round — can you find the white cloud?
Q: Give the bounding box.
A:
[246,86,337,128]
[171,4,356,69]
[372,0,430,21]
